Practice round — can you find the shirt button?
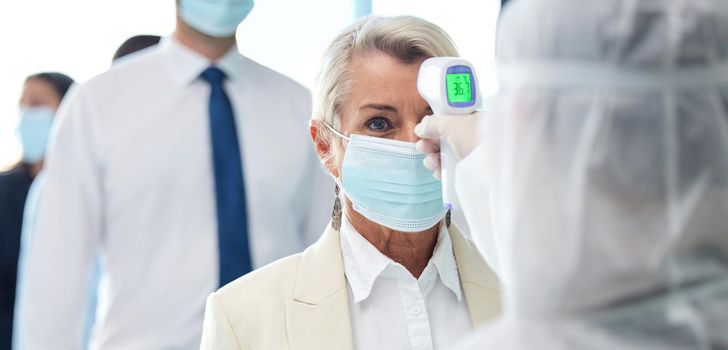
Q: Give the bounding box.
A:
[411,305,421,316]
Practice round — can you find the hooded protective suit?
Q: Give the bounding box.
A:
[455,0,728,348]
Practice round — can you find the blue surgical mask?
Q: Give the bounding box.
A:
[178,0,254,38]
[325,123,447,233]
[17,107,55,163]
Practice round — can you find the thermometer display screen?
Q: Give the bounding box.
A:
[446,72,473,104]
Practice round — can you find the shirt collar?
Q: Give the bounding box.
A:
[429,223,463,301]
[159,36,246,87]
[339,213,463,304]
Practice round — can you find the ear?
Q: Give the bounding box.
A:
[309,120,340,178]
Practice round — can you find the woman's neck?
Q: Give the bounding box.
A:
[344,199,439,278]
[27,161,43,178]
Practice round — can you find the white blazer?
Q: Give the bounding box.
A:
[200,223,501,350]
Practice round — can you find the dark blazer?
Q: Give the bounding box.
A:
[0,163,32,349]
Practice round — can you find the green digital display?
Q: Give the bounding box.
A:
[446,73,473,103]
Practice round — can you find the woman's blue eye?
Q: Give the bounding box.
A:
[366,117,392,131]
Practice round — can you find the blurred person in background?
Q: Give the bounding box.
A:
[14,0,330,349]
[415,0,728,348]
[0,72,73,350]
[112,35,162,63]
[199,16,500,350]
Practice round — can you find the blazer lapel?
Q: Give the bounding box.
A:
[450,226,502,327]
[286,223,354,350]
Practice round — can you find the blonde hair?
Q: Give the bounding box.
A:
[312,15,459,164]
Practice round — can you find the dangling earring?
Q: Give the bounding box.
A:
[332,184,342,231]
[445,210,451,229]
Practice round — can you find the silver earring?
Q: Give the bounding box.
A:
[446,210,451,228]
[332,185,342,231]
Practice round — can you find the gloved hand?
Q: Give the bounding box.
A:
[414,113,480,179]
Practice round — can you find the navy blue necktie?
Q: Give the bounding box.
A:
[201,66,252,286]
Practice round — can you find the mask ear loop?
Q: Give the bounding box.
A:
[321,121,347,189]
[322,122,350,141]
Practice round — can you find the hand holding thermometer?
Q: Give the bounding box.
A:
[417,57,482,209]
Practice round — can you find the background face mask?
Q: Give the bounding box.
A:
[339,133,447,233]
[17,107,55,163]
[178,0,255,38]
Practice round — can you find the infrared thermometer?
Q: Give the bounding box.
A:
[417,57,482,209]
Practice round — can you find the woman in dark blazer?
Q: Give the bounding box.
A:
[0,72,73,348]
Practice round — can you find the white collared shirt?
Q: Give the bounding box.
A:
[340,216,473,350]
[14,37,331,350]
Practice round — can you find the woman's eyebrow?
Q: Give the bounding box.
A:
[360,103,398,113]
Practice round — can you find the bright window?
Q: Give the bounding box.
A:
[372,0,501,94]
[0,0,354,170]
[0,1,500,169]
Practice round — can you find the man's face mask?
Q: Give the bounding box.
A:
[178,0,255,38]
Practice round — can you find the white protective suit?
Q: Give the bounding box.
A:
[455,0,728,348]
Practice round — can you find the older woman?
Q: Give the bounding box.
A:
[199,16,500,350]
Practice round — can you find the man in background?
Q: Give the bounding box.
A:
[14,1,330,349]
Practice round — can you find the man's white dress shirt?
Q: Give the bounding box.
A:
[14,37,331,350]
[340,216,473,350]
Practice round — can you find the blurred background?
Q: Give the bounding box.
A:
[0,0,500,170]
